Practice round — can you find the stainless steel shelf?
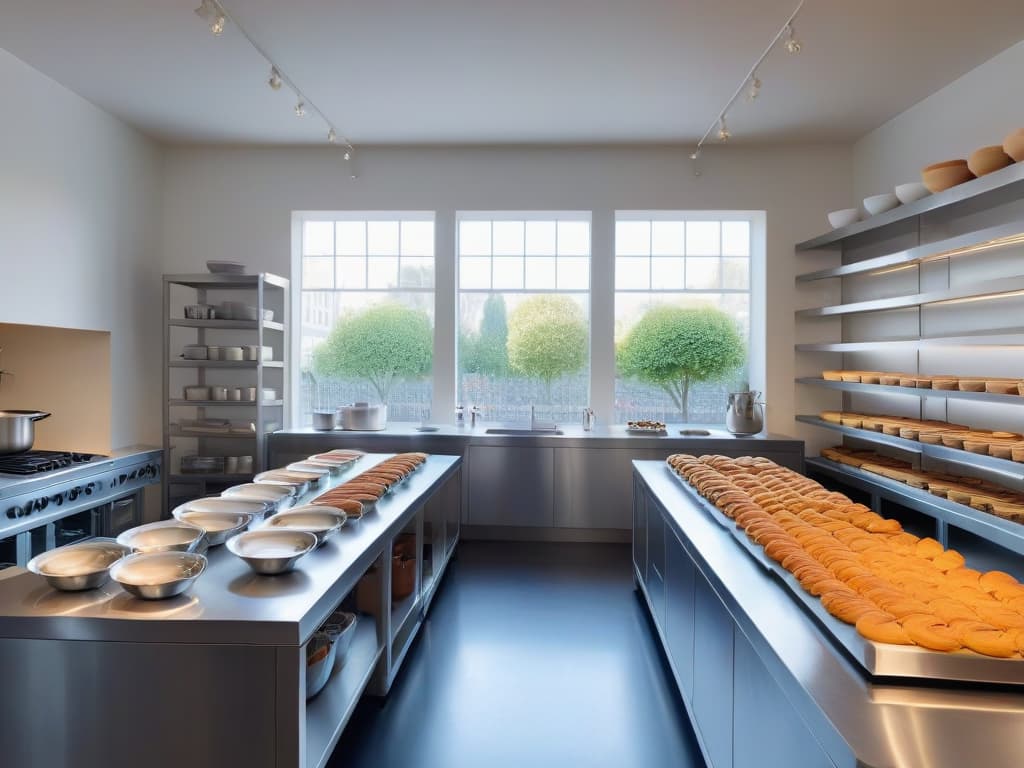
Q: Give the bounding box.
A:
[796,275,1024,318]
[168,318,285,331]
[168,428,259,440]
[806,457,1024,557]
[168,360,284,368]
[796,328,1024,352]
[168,399,284,407]
[164,273,290,290]
[796,415,1024,481]
[795,162,1024,251]
[796,377,1024,405]
[796,222,1024,282]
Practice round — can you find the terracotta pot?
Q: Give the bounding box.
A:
[967,145,1013,176]
[921,159,974,193]
[1004,128,1024,162]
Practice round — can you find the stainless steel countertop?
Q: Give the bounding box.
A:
[0,453,461,646]
[634,461,1024,768]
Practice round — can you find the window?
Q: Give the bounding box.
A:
[298,213,435,425]
[614,213,752,424]
[457,213,591,423]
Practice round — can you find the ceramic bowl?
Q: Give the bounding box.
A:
[117,520,206,554]
[109,551,207,600]
[968,145,1013,177]
[226,529,318,575]
[27,539,130,591]
[827,208,859,229]
[921,159,974,193]
[263,506,346,546]
[1004,128,1024,162]
[894,182,930,204]
[863,192,900,216]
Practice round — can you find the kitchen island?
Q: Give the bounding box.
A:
[633,459,1024,768]
[271,425,803,538]
[0,452,462,768]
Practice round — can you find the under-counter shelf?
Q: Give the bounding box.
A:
[806,457,1024,557]
[795,161,1024,251]
[796,275,1024,318]
[168,318,285,331]
[796,377,1024,406]
[796,415,1024,480]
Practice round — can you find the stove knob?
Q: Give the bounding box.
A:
[6,506,20,520]
[69,487,80,501]
[128,470,138,480]
[118,474,127,485]
[36,497,48,511]
[52,494,63,507]
[84,483,94,496]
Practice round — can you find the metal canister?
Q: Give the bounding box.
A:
[582,407,595,431]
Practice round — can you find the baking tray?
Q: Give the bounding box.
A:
[665,465,1024,686]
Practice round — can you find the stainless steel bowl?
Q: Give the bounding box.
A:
[117,520,206,554]
[27,538,130,591]
[221,483,295,512]
[262,506,346,546]
[172,510,252,546]
[173,496,271,524]
[226,529,317,575]
[109,551,207,600]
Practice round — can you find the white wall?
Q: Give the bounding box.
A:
[853,41,1024,200]
[0,49,163,450]
[160,143,851,444]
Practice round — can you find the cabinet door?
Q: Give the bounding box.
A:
[733,629,835,768]
[645,499,666,623]
[632,475,647,579]
[467,446,554,527]
[693,574,734,768]
[665,528,696,702]
[554,449,668,529]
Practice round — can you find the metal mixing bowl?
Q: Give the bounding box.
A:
[109,551,207,600]
[117,520,206,554]
[226,529,317,575]
[172,510,252,546]
[27,538,130,592]
[262,506,346,546]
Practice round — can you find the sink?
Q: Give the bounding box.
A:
[485,428,565,436]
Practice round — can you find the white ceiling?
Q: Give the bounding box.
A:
[2,0,1022,146]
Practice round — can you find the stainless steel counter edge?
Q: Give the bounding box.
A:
[0,453,461,647]
[0,445,163,501]
[634,460,1024,768]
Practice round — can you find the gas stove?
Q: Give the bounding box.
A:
[0,450,104,476]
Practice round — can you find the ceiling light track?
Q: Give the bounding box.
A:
[690,0,806,176]
[193,0,357,177]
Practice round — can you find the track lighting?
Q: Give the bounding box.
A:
[268,67,282,90]
[717,117,731,142]
[785,22,802,54]
[327,128,337,144]
[295,100,306,118]
[747,74,762,101]
[194,0,226,37]
[343,150,351,162]
[689,149,700,161]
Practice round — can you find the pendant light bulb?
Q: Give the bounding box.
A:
[785,23,802,54]
[268,67,283,91]
[294,100,306,118]
[747,75,762,101]
[327,128,337,144]
[717,117,731,143]
[194,0,226,37]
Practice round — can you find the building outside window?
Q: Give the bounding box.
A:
[457,212,591,423]
[614,212,752,424]
[297,213,435,425]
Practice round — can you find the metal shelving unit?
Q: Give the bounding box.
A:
[796,377,1024,406]
[162,272,289,514]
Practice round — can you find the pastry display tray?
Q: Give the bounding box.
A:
[667,466,1024,686]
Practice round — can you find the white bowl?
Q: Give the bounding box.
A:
[117,520,206,554]
[206,260,246,275]
[827,208,860,229]
[263,506,346,546]
[172,510,253,546]
[894,182,930,205]
[226,529,318,575]
[863,192,900,216]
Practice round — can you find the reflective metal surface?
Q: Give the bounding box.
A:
[484,427,566,435]
[26,538,129,591]
[117,520,206,554]
[109,551,207,600]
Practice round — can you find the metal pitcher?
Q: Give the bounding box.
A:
[726,392,764,435]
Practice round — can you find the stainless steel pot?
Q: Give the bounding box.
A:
[0,410,51,454]
[726,392,764,435]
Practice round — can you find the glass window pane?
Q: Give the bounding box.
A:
[721,221,750,257]
[303,221,334,256]
[525,257,557,289]
[303,256,334,289]
[557,257,589,290]
[616,220,650,256]
[460,221,491,256]
[460,256,491,289]
[335,257,366,289]
[616,257,650,290]
[367,221,399,256]
[493,221,525,256]
[686,257,721,289]
[525,221,556,255]
[366,256,399,289]
[335,221,366,256]
[492,257,525,289]
[722,257,749,289]
[651,257,685,289]
[399,257,434,288]
[400,221,434,257]
[651,221,685,256]
[557,221,590,256]
[686,221,720,256]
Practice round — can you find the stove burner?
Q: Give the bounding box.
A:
[0,451,103,476]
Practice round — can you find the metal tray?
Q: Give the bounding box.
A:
[666,465,1024,686]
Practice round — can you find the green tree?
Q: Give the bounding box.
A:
[616,305,745,421]
[507,295,587,400]
[312,302,432,404]
[462,294,509,377]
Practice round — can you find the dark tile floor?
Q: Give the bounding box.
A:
[328,541,705,768]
